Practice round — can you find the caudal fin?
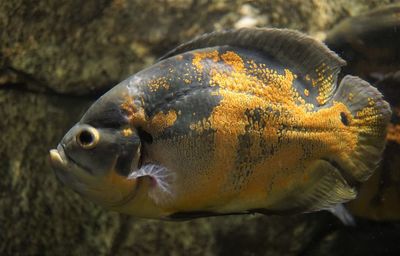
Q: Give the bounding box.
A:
[333,75,391,182]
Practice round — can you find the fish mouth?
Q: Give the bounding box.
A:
[49,145,69,170]
[49,145,85,189]
[50,144,95,174]
[49,144,92,186]
[49,145,140,208]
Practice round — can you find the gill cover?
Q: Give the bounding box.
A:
[50,85,144,208]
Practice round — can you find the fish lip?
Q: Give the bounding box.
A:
[49,145,68,169]
[50,145,75,185]
[50,145,91,193]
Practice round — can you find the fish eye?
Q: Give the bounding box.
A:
[76,127,100,149]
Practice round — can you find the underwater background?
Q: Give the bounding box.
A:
[1,0,400,255]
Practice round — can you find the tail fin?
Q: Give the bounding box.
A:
[333,75,391,183]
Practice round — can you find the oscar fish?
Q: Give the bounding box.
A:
[325,4,400,83]
[49,28,391,223]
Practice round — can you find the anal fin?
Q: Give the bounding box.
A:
[327,204,355,226]
[269,160,357,215]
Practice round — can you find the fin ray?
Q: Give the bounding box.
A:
[327,204,355,226]
[267,160,357,213]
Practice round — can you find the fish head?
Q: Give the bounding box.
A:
[49,84,144,209]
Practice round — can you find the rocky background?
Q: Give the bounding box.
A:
[1,0,400,255]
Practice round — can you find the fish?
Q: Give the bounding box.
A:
[49,28,391,223]
[325,4,400,83]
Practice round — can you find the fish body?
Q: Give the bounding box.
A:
[50,28,391,220]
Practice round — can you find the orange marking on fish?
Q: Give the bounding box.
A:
[353,105,383,136]
[121,95,177,135]
[148,77,170,92]
[142,110,178,135]
[130,49,379,213]
[192,50,220,72]
[220,51,245,72]
[316,74,334,105]
[180,49,360,211]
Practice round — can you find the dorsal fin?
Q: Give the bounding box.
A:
[160,28,346,105]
